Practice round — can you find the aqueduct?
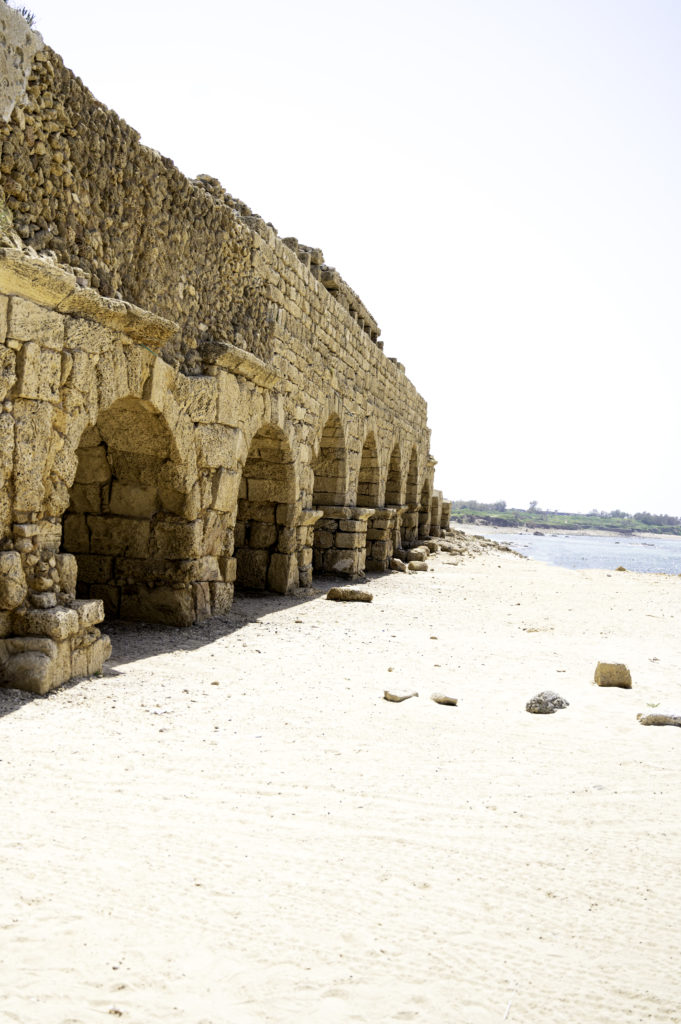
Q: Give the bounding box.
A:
[0,5,449,693]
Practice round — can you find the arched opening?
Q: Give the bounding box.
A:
[312,415,347,506]
[61,397,199,625]
[356,432,379,508]
[385,444,402,506]
[419,481,432,537]
[235,424,298,593]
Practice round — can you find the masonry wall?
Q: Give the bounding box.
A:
[0,5,446,695]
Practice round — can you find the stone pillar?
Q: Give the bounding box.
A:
[441,499,452,533]
[0,517,110,695]
[297,508,324,587]
[365,506,401,571]
[431,491,443,538]
[401,504,419,549]
[313,505,374,578]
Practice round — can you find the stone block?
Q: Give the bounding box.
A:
[0,346,16,403]
[89,516,150,558]
[267,553,299,593]
[314,530,334,549]
[0,550,27,610]
[75,446,111,485]
[336,532,363,549]
[221,556,237,583]
[594,662,632,688]
[68,482,103,514]
[109,482,158,517]
[277,526,296,553]
[87,634,112,675]
[249,523,277,549]
[238,500,276,523]
[338,520,364,533]
[3,650,55,694]
[150,518,202,559]
[236,548,269,589]
[193,581,211,621]
[322,549,357,575]
[371,540,390,560]
[247,477,286,502]
[55,554,78,595]
[209,580,233,615]
[120,585,196,626]
[297,547,313,568]
[7,296,65,350]
[73,599,105,628]
[13,399,53,514]
[211,469,240,513]
[12,605,80,640]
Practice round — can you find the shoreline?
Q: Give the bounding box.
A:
[2,545,680,1023]
[453,521,680,541]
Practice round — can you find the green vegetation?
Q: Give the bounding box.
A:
[450,501,681,536]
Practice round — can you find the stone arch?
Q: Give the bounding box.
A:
[385,443,402,506]
[356,431,380,508]
[234,422,299,593]
[61,395,201,625]
[312,413,348,506]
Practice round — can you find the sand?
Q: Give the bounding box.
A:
[2,545,681,1024]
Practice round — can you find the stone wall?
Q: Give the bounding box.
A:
[0,4,449,694]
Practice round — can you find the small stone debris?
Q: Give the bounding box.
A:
[406,546,429,561]
[431,693,458,706]
[594,662,632,688]
[384,689,418,702]
[326,587,373,602]
[390,557,407,572]
[425,540,439,553]
[526,690,570,714]
[408,561,428,572]
[616,565,627,572]
[637,709,681,727]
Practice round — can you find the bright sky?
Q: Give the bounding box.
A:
[21,0,681,515]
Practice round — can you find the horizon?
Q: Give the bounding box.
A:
[10,0,681,515]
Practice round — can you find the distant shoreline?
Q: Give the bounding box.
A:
[453,522,680,541]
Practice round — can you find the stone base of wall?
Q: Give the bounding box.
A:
[0,598,110,695]
[313,506,375,578]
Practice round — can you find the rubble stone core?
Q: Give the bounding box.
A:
[0,5,449,693]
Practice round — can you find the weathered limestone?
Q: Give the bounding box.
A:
[594,663,632,689]
[0,8,449,693]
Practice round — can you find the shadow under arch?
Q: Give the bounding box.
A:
[235,422,299,594]
[61,395,201,625]
[312,413,348,506]
[356,431,380,508]
[385,443,402,506]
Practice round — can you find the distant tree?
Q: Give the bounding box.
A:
[528,500,539,512]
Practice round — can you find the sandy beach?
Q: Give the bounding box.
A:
[2,542,680,1024]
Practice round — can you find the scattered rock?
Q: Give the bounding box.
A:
[526,690,570,714]
[408,561,428,572]
[425,540,439,552]
[406,546,429,561]
[594,662,632,688]
[637,709,681,727]
[326,587,373,602]
[431,693,458,706]
[384,689,418,702]
[616,565,627,572]
[390,558,407,572]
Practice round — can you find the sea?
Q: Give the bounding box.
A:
[460,527,681,575]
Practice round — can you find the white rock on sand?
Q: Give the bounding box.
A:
[1,548,681,1023]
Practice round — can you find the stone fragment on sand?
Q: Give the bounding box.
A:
[384,689,418,702]
[594,662,632,688]
[326,587,373,603]
[425,540,439,553]
[637,709,681,727]
[526,690,569,714]
[431,693,458,706]
[406,546,429,561]
[390,558,407,572]
[408,561,428,572]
